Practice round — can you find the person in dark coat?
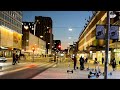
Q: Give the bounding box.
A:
[16,51,19,63]
[94,58,98,65]
[111,58,117,71]
[85,57,88,63]
[102,57,104,64]
[79,56,84,70]
[72,56,77,70]
[12,52,17,65]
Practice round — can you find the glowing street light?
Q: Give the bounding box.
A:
[32,46,35,62]
[40,35,43,38]
[68,37,71,39]
[68,28,72,31]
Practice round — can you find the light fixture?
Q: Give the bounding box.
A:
[24,26,29,30]
[26,40,29,42]
[90,51,92,54]
[68,28,72,31]
[47,27,50,29]
[40,35,43,38]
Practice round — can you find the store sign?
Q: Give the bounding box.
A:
[110,25,119,40]
[96,25,105,39]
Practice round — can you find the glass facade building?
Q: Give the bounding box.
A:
[0,11,22,57]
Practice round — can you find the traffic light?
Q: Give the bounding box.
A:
[58,45,61,48]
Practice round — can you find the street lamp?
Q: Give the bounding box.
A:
[40,35,43,38]
[68,28,72,31]
[32,46,35,62]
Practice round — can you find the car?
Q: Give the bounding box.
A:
[0,57,7,62]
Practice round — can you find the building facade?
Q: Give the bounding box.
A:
[22,22,46,56]
[35,16,53,54]
[0,11,22,57]
[78,11,120,64]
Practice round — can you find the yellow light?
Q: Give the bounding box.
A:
[24,26,29,30]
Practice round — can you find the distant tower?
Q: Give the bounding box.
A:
[34,16,53,54]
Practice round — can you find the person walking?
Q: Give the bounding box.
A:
[16,51,19,63]
[102,57,104,64]
[72,55,77,70]
[111,58,117,71]
[79,56,84,70]
[12,51,17,65]
[85,57,88,63]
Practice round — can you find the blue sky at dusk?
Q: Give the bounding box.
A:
[23,11,93,49]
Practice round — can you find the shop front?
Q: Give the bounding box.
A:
[0,26,22,57]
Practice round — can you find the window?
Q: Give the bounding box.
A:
[10,18,11,23]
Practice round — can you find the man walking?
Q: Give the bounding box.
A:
[12,51,17,65]
[72,55,77,70]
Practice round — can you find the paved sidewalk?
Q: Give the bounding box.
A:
[32,61,120,79]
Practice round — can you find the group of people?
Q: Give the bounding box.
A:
[12,51,20,65]
[72,56,87,70]
[72,55,118,71]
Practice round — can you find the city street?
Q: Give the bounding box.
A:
[0,57,120,79]
[1,11,120,79]
[0,57,56,79]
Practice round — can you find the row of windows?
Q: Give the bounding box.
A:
[0,12,22,29]
[1,11,22,22]
[0,21,22,34]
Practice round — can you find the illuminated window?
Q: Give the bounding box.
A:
[37,20,39,22]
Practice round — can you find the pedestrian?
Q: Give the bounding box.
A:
[111,58,117,71]
[12,51,17,65]
[102,57,104,64]
[79,56,84,70]
[72,55,77,70]
[16,51,19,63]
[94,58,98,65]
[85,57,88,63]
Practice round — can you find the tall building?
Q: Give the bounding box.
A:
[22,22,34,51]
[0,11,22,57]
[35,16,53,54]
[22,22,46,56]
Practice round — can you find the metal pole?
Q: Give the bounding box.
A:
[34,23,36,35]
[104,11,110,79]
[33,50,34,62]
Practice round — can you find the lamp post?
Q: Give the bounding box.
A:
[32,46,35,62]
[104,11,110,79]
